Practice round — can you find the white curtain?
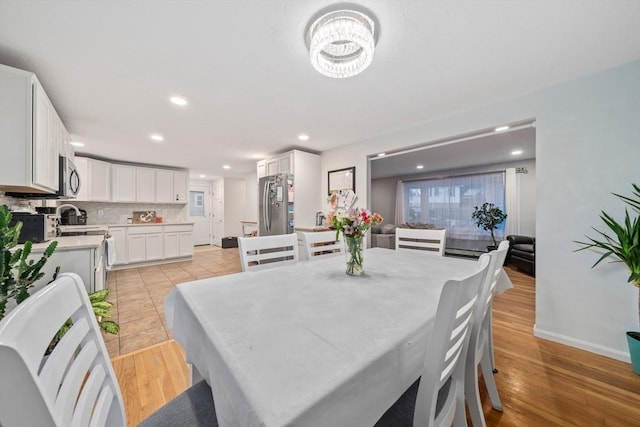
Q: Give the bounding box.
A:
[394,180,404,224]
[505,168,520,236]
[401,172,506,241]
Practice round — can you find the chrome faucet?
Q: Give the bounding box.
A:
[56,203,80,218]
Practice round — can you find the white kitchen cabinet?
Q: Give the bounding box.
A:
[173,171,188,203]
[164,225,194,258]
[263,153,293,177]
[108,227,127,266]
[76,157,112,202]
[136,167,156,203]
[156,169,188,204]
[112,164,137,202]
[127,234,146,264]
[126,226,164,263]
[0,65,62,194]
[257,161,267,179]
[155,169,173,203]
[28,247,101,294]
[89,158,111,201]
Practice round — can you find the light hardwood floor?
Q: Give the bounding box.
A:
[112,256,640,426]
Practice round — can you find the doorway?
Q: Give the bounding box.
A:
[189,184,211,245]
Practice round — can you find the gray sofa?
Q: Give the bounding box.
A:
[370,223,438,249]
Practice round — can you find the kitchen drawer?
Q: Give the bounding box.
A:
[127,225,164,235]
[164,224,193,233]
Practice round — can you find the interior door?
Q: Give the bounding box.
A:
[189,184,211,246]
[212,182,224,246]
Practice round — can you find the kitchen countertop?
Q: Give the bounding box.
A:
[295,226,332,232]
[22,235,105,253]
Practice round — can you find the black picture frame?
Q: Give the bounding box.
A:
[328,167,356,195]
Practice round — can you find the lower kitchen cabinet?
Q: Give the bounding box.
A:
[28,246,103,295]
[109,224,193,268]
[164,225,194,258]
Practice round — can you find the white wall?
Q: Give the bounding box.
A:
[244,171,258,222]
[321,60,640,362]
[223,178,247,237]
[371,158,537,236]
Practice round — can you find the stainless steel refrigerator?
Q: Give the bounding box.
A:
[259,173,294,236]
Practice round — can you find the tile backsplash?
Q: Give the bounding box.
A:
[70,202,188,225]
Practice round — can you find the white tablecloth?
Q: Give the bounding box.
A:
[164,248,510,427]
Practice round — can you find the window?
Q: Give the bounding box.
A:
[402,172,506,242]
[189,191,205,217]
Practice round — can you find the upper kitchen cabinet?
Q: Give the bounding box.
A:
[257,152,293,179]
[112,164,137,202]
[136,167,156,203]
[75,156,111,202]
[0,64,63,193]
[156,169,188,204]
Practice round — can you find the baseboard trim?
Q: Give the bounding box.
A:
[533,325,631,363]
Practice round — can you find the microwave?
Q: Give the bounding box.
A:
[6,156,81,199]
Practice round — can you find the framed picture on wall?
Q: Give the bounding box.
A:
[328,167,355,195]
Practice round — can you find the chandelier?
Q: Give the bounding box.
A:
[308,9,376,79]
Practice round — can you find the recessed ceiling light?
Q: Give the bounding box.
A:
[170,96,188,106]
[150,134,164,142]
[416,165,424,169]
[70,142,84,147]
[511,150,523,155]
[223,165,231,169]
[495,126,510,132]
[298,134,309,141]
[377,153,386,157]
[199,174,206,178]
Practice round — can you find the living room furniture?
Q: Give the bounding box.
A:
[395,228,447,256]
[165,248,488,426]
[506,235,535,276]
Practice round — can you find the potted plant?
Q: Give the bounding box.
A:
[1,204,118,346]
[575,184,640,374]
[0,205,58,319]
[472,202,507,251]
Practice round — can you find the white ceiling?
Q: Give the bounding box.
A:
[0,1,638,179]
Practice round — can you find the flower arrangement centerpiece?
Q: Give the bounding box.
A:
[329,207,383,276]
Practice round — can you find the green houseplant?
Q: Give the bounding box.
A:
[472,202,507,250]
[1,205,118,342]
[575,184,640,374]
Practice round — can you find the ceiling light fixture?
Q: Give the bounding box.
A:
[298,134,310,141]
[377,153,386,157]
[495,125,510,132]
[308,9,376,79]
[150,134,164,142]
[170,96,188,106]
[416,165,424,169]
[199,174,206,178]
[70,142,84,147]
[223,165,231,170]
[511,150,523,155]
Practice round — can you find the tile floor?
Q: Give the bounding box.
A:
[104,245,241,357]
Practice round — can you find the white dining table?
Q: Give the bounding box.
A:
[164,248,512,427]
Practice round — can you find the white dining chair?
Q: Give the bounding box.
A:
[395,228,447,256]
[0,273,218,427]
[375,255,490,427]
[301,231,344,260]
[238,234,298,272]
[465,241,510,427]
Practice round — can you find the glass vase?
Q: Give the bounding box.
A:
[345,235,364,276]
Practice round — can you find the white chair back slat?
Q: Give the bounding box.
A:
[302,231,344,260]
[412,255,489,426]
[0,273,126,427]
[238,234,299,272]
[395,228,446,256]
